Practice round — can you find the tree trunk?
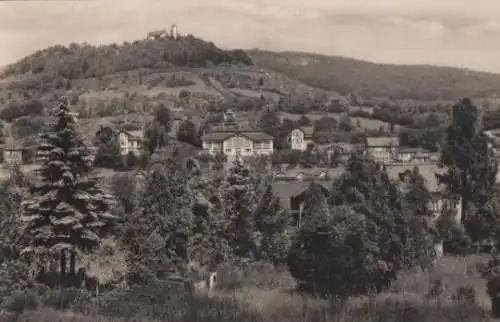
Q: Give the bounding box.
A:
[461,172,468,225]
[461,197,468,226]
[60,249,66,278]
[69,251,76,276]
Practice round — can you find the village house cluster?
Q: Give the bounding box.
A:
[0,110,464,249]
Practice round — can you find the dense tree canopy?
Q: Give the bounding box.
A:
[2,36,253,80]
[437,98,498,235]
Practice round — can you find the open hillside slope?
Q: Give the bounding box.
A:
[2,33,500,148]
[249,50,500,101]
[0,34,342,145]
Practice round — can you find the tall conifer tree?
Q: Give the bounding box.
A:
[22,99,117,279]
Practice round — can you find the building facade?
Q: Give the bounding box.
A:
[3,148,23,165]
[397,147,430,163]
[366,136,399,163]
[201,130,274,160]
[289,127,314,151]
[118,130,143,156]
[389,164,462,223]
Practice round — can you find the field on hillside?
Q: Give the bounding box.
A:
[8,255,495,322]
[249,50,500,101]
[3,34,494,137]
[278,111,406,131]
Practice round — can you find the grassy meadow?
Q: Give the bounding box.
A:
[4,255,497,322]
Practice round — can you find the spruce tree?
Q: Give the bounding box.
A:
[222,157,258,261]
[177,119,199,147]
[144,105,172,156]
[287,185,338,295]
[187,166,230,271]
[124,152,193,283]
[22,100,117,280]
[255,184,289,265]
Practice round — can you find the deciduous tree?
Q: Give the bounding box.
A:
[93,125,123,169]
[437,98,498,237]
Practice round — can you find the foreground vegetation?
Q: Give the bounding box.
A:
[0,97,499,321]
[1,256,494,322]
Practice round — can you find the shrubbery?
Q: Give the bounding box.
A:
[0,99,44,122]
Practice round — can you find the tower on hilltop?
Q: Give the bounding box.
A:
[170,24,178,39]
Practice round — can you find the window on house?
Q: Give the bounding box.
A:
[225,148,231,153]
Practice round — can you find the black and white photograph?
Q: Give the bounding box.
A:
[1,0,500,321]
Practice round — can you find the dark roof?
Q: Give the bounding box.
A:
[300,126,314,137]
[399,147,429,153]
[119,130,143,140]
[274,164,445,209]
[273,180,333,209]
[366,136,399,147]
[201,131,273,142]
[385,163,443,192]
[171,111,185,120]
[277,167,345,180]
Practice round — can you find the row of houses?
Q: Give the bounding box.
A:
[271,163,463,228]
[200,126,438,164]
[0,129,437,167]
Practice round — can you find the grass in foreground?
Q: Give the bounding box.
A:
[3,255,496,322]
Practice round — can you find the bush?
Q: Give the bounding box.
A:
[11,116,46,138]
[0,99,44,122]
[215,262,295,291]
[125,152,138,169]
[2,290,39,314]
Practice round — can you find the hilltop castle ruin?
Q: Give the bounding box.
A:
[147,24,179,40]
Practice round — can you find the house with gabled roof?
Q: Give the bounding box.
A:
[272,179,333,228]
[386,163,462,224]
[2,137,24,166]
[118,130,143,156]
[366,136,399,163]
[289,126,314,151]
[273,163,462,229]
[397,147,430,163]
[201,128,274,160]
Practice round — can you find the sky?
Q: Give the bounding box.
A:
[1,0,500,73]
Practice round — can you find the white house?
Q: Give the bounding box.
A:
[118,130,143,156]
[397,147,430,163]
[3,147,23,165]
[366,136,399,163]
[201,129,274,161]
[289,126,314,151]
[388,164,462,223]
[2,137,24,166]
